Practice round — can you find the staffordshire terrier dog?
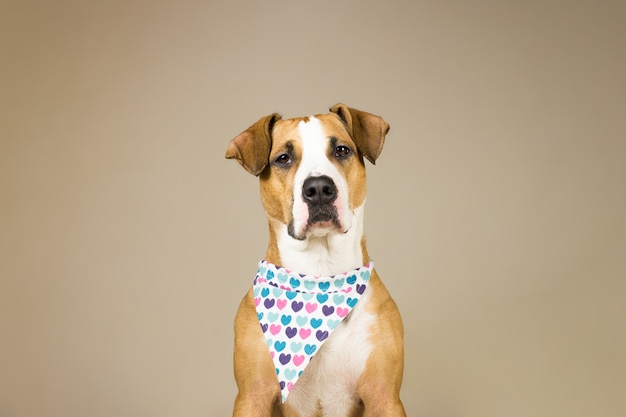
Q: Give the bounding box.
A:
[226,103,405,417]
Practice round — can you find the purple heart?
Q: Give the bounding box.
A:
[261,323,268,333]
[356,284,366,295]
[291,300,303,312]
[316,330,329,342]
[279,353,291,365]
[285,326,297,338]
[280,381,285,389]
[264,298,275,309]
[322,305,334,316]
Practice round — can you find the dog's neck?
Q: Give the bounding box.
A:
[265,205,368,276]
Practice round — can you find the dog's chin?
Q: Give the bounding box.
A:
[307,220,339,237]
[288,216,345,241]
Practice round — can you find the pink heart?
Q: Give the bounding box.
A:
[258,277,267,283]
[305,302,317,313]
[293,354,305,366]
[277,299,287,310]
[287,382,294,392]
[336,307,349,318]
[254,297,261,307]
[299,328,311,339]
[270,352,275,358]
[342,287,352,293]
[270,324,281,335]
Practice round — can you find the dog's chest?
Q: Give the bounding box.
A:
[285,290,375,417]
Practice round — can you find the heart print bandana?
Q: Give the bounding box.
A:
[253,260,373,402]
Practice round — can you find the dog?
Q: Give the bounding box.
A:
[225,103,406,417]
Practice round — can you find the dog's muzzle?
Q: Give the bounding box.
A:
[302,175,339,225]
[287,175,344,240]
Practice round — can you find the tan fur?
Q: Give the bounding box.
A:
[227,104,405,417]
[357,271,406,416]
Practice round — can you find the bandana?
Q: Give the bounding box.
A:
[253,260,373,402]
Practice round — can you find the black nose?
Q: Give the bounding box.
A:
[302,176,337,205]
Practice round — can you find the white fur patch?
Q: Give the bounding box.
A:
[277,204,365,276]
[291,117,352,239]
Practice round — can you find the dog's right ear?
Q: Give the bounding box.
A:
[225,113,282,176]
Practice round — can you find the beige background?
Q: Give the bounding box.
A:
[1,1,625,416]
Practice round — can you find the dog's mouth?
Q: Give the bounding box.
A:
[288,205,342,240]
[309,206,337,224]
[308,207,341,234]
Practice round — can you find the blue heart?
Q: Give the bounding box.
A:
[327,319,339,330]
[316,294,329,303]
[296,315,308,326]
[261,288,270,298]
[253,287,261,297]
[360,270,371,281]
[318,281,330,292]
[284,368,296,380]
[289,277,301,289]
[310,318,322,329]
[267,270,275,279]
[277,272,288,283]
[334,278,345,288]
[274,341,286,352]
[268,312,279,323]
[347,297,358,308]
[304,344,317,355]
[304,280,316,291]
[301,293,314,301]
[272,287,283,297]
[281,315,292,325]
[290,341,302,352]
[257,312,264,320]
[346,275,357,285]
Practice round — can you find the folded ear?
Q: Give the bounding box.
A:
[330,103,390,164]
[225,113,282,175]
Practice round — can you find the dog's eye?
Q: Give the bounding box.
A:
[335,145,351,158]
[274,153,291,165]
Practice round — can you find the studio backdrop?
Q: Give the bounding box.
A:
[1,1,625,416]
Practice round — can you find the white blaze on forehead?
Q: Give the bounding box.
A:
[290,117,351,237]
[297,117,335,176]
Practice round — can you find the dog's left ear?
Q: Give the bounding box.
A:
[225,113,282,176]
[330,103,390,164]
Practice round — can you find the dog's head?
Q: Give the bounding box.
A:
[226,103,389,241]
